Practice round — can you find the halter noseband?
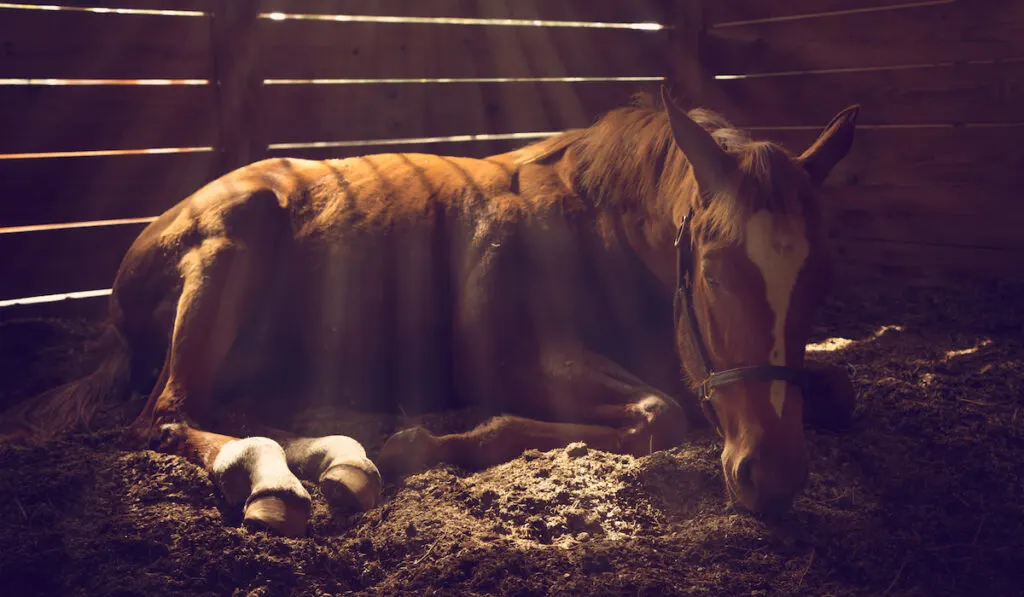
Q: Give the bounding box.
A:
[673,211,807,435]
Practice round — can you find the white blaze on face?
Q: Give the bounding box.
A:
[744,210,810,418]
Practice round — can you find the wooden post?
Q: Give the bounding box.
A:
[663,0,730,114]
[211,0,264,175]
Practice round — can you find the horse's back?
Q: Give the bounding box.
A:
[113,151,521,288]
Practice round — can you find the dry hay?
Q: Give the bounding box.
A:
[1,279,1022,597]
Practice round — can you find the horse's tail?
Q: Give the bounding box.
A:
[0,324,133,444]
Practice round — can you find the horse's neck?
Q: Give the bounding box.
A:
[611,207,677,293]
[586,182,680,293]
[538,132,683,292]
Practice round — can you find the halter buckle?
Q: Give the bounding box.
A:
[698,376,714,401]
[673,217,688,248]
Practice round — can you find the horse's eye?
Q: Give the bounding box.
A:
[701,257,724,289]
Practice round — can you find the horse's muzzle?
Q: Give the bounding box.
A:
[725,445,809,517]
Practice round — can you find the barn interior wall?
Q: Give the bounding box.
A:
[0,0,667,320]
[1,0,1021,322]
[669,0,1024,288]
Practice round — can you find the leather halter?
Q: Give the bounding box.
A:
[673,211,807,435]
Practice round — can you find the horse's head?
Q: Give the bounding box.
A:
[661,88,858,515]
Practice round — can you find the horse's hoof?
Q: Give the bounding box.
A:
[123,421,190,454]
[121,418,175,451]
[376,426,441,482]
[320,462,382,513]
[243,494,310,538]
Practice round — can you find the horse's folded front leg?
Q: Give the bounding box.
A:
[160,423,312,537]
[283,435,382,514]
[376,416,624,481]
[377,347,693,480]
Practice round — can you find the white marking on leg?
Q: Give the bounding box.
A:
[286,435,382,511]
[284,435,378,482]
[745,210,809,418]
[211,437,310,506]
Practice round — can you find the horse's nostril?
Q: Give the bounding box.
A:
[736,456,756,493]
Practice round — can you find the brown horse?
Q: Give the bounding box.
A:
[0,88,859,536]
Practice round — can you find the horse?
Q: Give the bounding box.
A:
[0,88,859,537]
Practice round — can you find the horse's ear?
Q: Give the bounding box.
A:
[798,105,860,187]
[661,86,737,194]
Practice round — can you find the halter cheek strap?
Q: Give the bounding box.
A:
[673,211,807,435]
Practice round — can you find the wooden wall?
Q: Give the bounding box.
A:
[253,0,666,159]
[0,0,666,320]
[2,0,1022,323]
[0,1,217,320]
[676,0,1024,286]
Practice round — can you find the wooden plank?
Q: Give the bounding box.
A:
[266,138,539,162]
[212,0,265,174]
[260,80,659,145]
[0,295,109,323]
[0,8,213,78]
[663,0,719,110]
[760,126,1021,195]
[829,238,1024,287]
[0,152,217,227]
[706,0,940,26]
[257,0,666,22]
[712,60,1024,127]
[257,20,667,79]
[754,126,1024,250]
[823,192,1024,250]
[0,224,144,300]
[706,0,1024,75]
[0,85,217,154]
[11,1,209,9]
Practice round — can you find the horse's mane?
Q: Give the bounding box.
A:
[517,93,813,243]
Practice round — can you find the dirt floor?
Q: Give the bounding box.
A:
[1,279,1022,597]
